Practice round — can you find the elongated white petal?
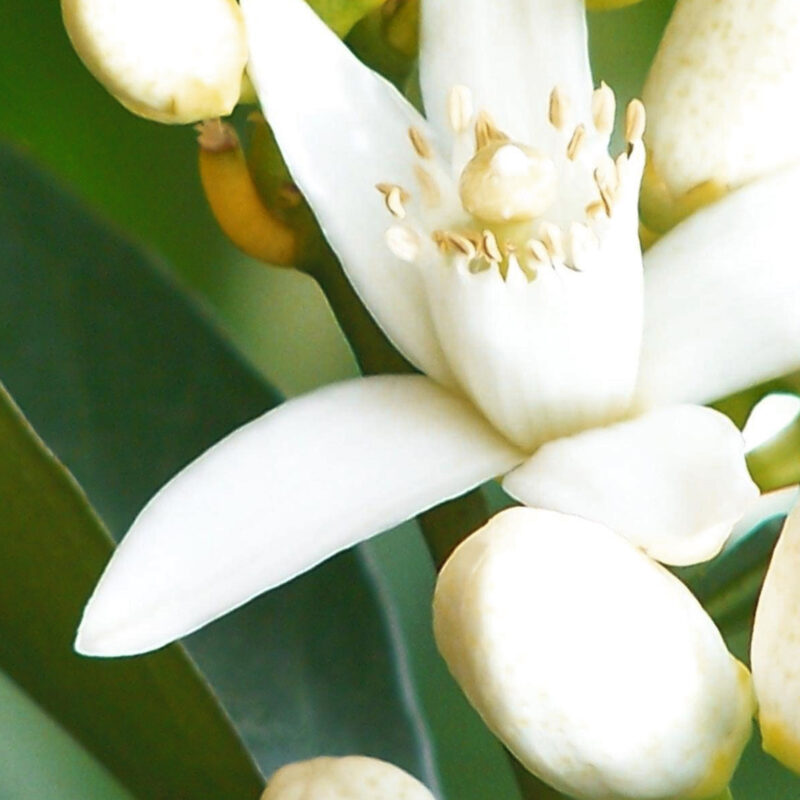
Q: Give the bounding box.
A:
[62,0,247,123]
[262,757,435,800]
[752,499,800,773]
[76,376,523,656]
[644,0,800,195]
[242,0,455,386]
[420,0,593,158]
[434,507,754,800]
[636,165,800,408]
[503,406,758,566]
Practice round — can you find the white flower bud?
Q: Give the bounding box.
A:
[261,756,436,800]
[433,507,753,800]
[643,0,800,195]
[61,0,248,124]
[752,499,800,774]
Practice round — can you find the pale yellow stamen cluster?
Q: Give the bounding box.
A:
[378,83,646,281]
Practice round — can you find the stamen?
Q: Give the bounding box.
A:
[540,222,565,261]
[474,110,507,150]
[527,238,550,265]
[482,229,503,262]
[408,126,433,159]
[385,225,420,262]
[376,183,410,218]
[593,168,615,217]
[566,124,586,161]
[548,86,569,131]
[625,98,646,144]
[585,200,606,220]
[592,82,616,136]
[447,85,474,134]
[432,229,476,259]
[414,164,441,207]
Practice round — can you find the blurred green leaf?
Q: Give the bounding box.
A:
[0,143,440,789]
[307,0,385,36]
[0,671,132,800]
[0,381,263,799]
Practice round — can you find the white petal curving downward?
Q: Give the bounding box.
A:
[242,0,455,387]
[76,376,523,656]
[420,0,593,158]
[503,405,758,566]
[636,165,800,408]
[752,498,800,774]
[434,507,754,800]
[262,757,435,800]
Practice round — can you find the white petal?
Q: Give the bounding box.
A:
[644,0,800,194]
[503,405,758,566]
[76,376,522,656]
[416,214,643,452]
[241,0,456,386]
[434,507,754,800]
[420,0,593,158]
[752,498,800,773]
[636,165,800,408]
[722,485,800,555]
[62,0,247,123]
[262,757,435,800]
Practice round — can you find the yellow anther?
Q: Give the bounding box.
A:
[414,165,441,207]
[566,124,587,161]
[540,222,565,261]
[447,85,474,134]
[527,239,550,265]
[474,110,508,151]
[459,140,558,224]
[548,86,570,130]
[625,98,647,144]
[385,225,421,262]
[592,81,616,136]
[593,167,615,217]
[408,126,433,160]
[586,200,606,220]
[197,120,297,266]
[482,230,503,262]
[376,183,410,218]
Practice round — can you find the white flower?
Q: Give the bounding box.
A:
[261,756,435,800]
[77,0,800,661]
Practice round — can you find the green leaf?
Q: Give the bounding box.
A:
[0,380,263,799]
[0,143,439,787]
[306,0,385,36]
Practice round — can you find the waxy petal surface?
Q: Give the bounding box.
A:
[242,0,455,386]
[76,376,523,656]
[503,405,758,565]
[636,166,800,408]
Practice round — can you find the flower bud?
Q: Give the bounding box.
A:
[61,0,248,124]
[434,507,753,800]
[261,756,436,800]
[642,0,800,228]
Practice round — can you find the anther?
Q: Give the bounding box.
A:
[482,229,503,262]
[527,238,550,265]
[585,200,606,220]
[414,165,441,207]
[625,98,646,144]
[566,124,586,161]
[447,85,474,134]
[432,230,476,259]
[408,126,433,160]
[540,222,565,261]
[376,183,410,218]
[474,111,507,150]
[548,86,569,130]
[593,168,615,217]
[592,82,616,136]
[385,225,420,262]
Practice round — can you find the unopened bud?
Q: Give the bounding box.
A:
[261,756,435,800]
[434,507,753,800]
[61,0,248,124]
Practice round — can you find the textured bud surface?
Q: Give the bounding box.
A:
[752,501,800,774]
[61,0,248,123]
[434,507,753,800]
[643,0,800,195]
[261,756,436,800]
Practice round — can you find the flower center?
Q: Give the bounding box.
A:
[378,83,645,282]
